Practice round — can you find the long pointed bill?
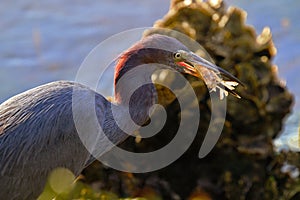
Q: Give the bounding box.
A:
[180,51,245,87]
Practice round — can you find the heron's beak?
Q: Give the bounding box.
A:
[177,51,245,86]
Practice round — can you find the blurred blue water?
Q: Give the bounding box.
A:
[0,0,170,100]
[0,0,299,147]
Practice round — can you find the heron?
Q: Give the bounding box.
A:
[0,34,243,199]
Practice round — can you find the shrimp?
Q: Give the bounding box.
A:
[194,64,241,100]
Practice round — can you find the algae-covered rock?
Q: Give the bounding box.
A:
[82,0,296,199]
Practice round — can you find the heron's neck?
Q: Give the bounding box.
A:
[114,75,157,128]
[114,48,162,128]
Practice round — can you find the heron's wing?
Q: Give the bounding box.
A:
[0,81,112,199]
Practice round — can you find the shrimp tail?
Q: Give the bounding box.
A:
[219,81,241,99]
[224,86,241,98]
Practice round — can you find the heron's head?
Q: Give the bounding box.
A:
[115,34,213,84]
[114,34,243,86]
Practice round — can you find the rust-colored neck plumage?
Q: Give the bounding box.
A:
[114,47,172,103]
[114,48,170,89]
[113,48,163,126]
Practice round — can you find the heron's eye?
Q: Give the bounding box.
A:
[174,52,181,59]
